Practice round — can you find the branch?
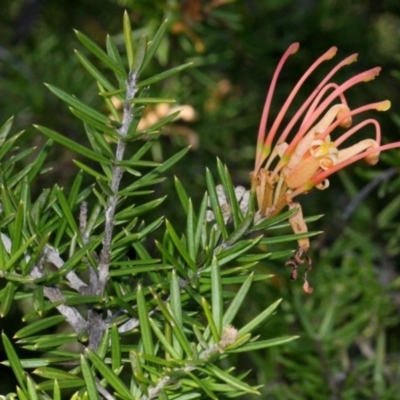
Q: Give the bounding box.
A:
[1,233,87,334]
[43,244,88,293]
[341,167,397,221]
[96,379,116,400]
[139,326,239,400]
[98,71,139,295]
[0,227,87,293]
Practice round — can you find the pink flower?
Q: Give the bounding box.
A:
[251,42,399,217]
[250,43,399,293]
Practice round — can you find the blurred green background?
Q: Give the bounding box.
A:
[1,0,400,398]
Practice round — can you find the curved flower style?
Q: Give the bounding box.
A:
[250,43,400,293]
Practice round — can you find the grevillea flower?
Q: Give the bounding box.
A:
[250,43,400,293]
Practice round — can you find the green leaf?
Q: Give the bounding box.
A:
[239,299,282,336]
[86,349,133,400]
[19,177,31,208]
[250,208,295,232]
[217,274,271,285]
[129,97,175,104]
[0,131,24,162]
[237,253,271,263]
[186,199,196,260]
[128,111,180,139]
[227,336,299,352]
[207,364,260,395]
[222,273,253,327]
[84,123,115,159]
[129,349,147,385]
[2,332,27,393]
[148,318,181,360]
[317,299,336,338]
[0,214,15,231]
[33,367,79,381]
[141,19,168,71]
[23,234,51,276]
[53,380,61,400]
[123,11,135,71]
[106,34,126,76]
[155,241,189,279]
[194,193,208,257]
[75,50,116,93]
[67,170,84,207]
[151,289,193,358]
[14,315,66,339]
[8,155,39,189]
[211,257,223,337]
[19,334,77,350]
[83,201,102,237]
[259,231,322,245]
[170,270,183,359]
[107,295,136,317]
[186,371,218,400]
[201,296,219,343]
[96,177,114,197]
[111,324,121,372]
[35,125,110,164]
[219,161,243,227]
[109,263,170,276]
[16,386,29,400]
[80,355,100,400]
[166,220,196,272]
[32,286,45,316]
[26,375,39,400]
[92,187,107,207]
[0,281,15,317]
[35,238,100,283]
[157,146,191,174]
[157,390,169,400]
[56,186,82,241]
[73,160,110,181]
[220,332,251,352]
[216,237,262,267]
[115,159,160,168]
[193,324,208,351]
[7,146,35,167]
[65,295,104,306]
[0,184,15,219]
[174,175,190,214]
[137,284,154,357]
[98,85,122,121]
[377,195,400,228]
[206,168,228,239]
[45,84,110,125]
[27,139,53,183]
[115,197,166,221]
[74,30,126,78]
[97,328,110,361]
[138,62,192,88]
[69,107,120,141]
[0,116,14,147]
[4,235,36,271]
[132,34,147,74]
[36,378,84,390]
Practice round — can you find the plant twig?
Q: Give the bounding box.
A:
[341,167,397,221]
[98,71,139,295]
[0,233,87,334]
[96,379,116,400]
[43,244,88,293]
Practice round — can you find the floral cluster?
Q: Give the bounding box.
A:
[251,43,399,292]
